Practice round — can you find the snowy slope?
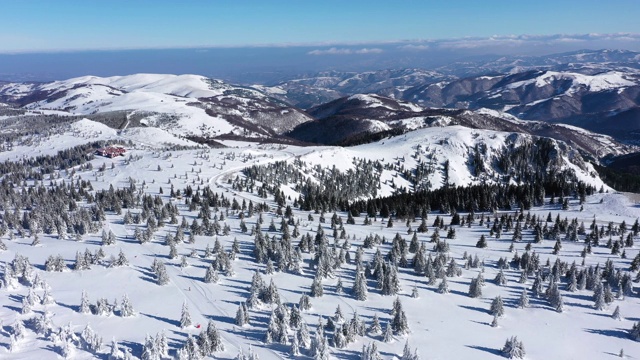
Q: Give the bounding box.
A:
[0,74,314,139]
[0,137,639,360]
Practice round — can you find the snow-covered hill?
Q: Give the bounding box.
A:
[0,74,314,140]
[0,130,639,360]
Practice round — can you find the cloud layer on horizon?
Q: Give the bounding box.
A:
[304,33,640,55]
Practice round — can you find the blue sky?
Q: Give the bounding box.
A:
[2,0,639,52]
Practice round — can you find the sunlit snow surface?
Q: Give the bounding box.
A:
[0,118,638,359]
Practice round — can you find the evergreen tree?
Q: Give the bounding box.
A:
[207,320,225,352]
[517,289,530,309]
[476,235,488,248]
[80,290,91,314]
[383,322,393,343]
[120,294,134,317]
[204,264,219,284]
[437,277,450,294]
[180,302,192,328]
[490,296,505,317]
[630,322,640,341]
[612,305,622,321]
[391,297,410,335]
[501,336,526,359]
[310,275,323,297]
[369,313,382,335]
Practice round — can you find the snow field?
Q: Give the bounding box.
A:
[0,138,639,359]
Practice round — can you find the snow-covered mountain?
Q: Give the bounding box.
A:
[0,74,314,139]
[2,72,640,360]
[255,69,451,109]
[286,94,635,159]
[402,69,640,140]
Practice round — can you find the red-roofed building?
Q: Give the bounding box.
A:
[96,146,126,158]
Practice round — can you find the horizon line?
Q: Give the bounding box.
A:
[1,32,639,55]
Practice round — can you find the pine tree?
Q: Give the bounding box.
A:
[391,297,410,335]
[156,331,169,358]
[204,320,223,352]
[297,322,312,349]
[594,283,606,311]
[235,302,248,326]
[353,268,368,301]
[369,313,382,335]
[41,287,55,305]
[155,261,170,285]
[290,334,301,356]
[400,339,420,360]
[437,277,450,294]
[120,294,134,317]
[612,305,622,321]
[517,289,530,309]
[490,296,505,318]
[204,264,219,284]
[383,322,394,343]
[109,338,124,360]
[630,322,640,341]
[502,336,526,359]
[180,301,192,328]
[80,290,91,314]
[491,314,499,328]
[476,234,489,249]
[299,294,312,311]
[310,275,323,297]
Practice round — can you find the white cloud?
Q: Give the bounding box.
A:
[307,47,383,55]
[398,44,430,51]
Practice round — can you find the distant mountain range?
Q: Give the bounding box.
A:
[249,49,640,143]
[1,49,639,165]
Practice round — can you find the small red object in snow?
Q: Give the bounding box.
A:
[196,324,201,329]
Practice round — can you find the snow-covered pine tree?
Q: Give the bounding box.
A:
[299,294,312,311]
[155,262,170,285]
[629,322,640,341]
[290,333,301,356]
[612,305,622,320]
[204,263,219,284]
[368,313,382,335]
[114,249,129,267]
[41,286,55,305]
[297,321,312,349]
[156,330,169,358]
[501,336,526,359]
[180,301,192,328]
[207,320,225,352]
[400,339,420,360]
[594,283,606,310]
[438,277,450,294]
[80,290,91,314]
[490,296,505,318]
[517,289,530,309]
[310,275,324,297]
[494,269,508,286]
[120,294,134,317]
[491,314,499,328]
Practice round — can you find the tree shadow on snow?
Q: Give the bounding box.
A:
[2,305,22,314]
[332,349,361,359]
[465,344,502,357]
[178,274,202,282]
[56,302,79,312]
[141,312,180,328]
[204,313,234,325]
[584,328,629,339]
[459,304,488,315]
[226,327,267,343]
[120,340,143,358]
